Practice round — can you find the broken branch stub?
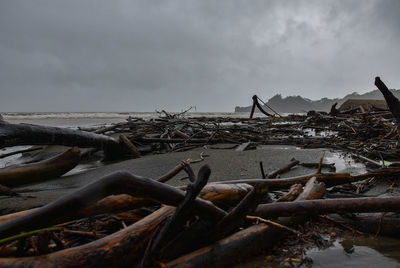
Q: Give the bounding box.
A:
[375,76,400,122]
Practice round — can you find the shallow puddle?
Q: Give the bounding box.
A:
[308,236,400,268]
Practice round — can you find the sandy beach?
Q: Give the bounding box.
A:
[0,144,362,214]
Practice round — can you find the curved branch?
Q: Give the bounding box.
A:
[0,169,226,238]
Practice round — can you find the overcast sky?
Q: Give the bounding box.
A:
[1,0,399,112]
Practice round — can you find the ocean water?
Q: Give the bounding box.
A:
[2,112,252,127]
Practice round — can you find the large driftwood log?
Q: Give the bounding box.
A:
[142,166,211,266]
[0,183,253,225]
[166,223,280,268]
[0,147,80,187]
[0,206,175,268]
[217,167,400,189]
[328,213,400,238]
[164,177,326,267]
[0,169,227,238]
[375,76,400,122]
[254,197,400,218]
[0,183,254,267]
[0,121,124,159]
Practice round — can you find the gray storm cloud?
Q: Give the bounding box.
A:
[0,0,399,112]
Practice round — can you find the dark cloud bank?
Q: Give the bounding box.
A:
[1,0,399,112]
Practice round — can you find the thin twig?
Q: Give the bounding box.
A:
[246,215,302,236]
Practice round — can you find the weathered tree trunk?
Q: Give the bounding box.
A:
[0,183,253,226]
[0,147,80,187]
[166,223,280,268]
[375,76,400,122]
[254,197,400,218]
[217,167,400,189]
[328,213,400,238]
[0,170,227,238]
[0,184,254,267]
[0,121,123,159]
[164,178,326,267]
[0,206,175,268]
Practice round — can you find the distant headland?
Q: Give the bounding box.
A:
[235,89,400,113]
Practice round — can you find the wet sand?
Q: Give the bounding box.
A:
[0,145,364,214]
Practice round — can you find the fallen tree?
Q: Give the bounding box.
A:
[217,167,400,189]
[254,197,400,218]
[164,177,326,267]
[0,147,80,187]
[0,120,126,160]
[0,173,256,267]
[0,166,228,238]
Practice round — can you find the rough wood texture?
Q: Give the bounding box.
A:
[217,167,400,189]
[254,197,400,218]
[165,177,326,267]
[0,170,227,238]
[0,206,175,268]
[0,183,253,267]
[0,121,123,159]
[166,223,279,268]
[0,147,80,187]
[0,183,252,226]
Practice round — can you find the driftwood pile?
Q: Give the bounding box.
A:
[1,160,400,267]
[0,77,400,266]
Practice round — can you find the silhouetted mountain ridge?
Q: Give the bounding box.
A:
[235,89,400,113]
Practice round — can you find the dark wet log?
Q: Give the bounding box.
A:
[329,213,400,237]
[375,76,400,122]
[0,121,124,159]
[0,206,175,268]
[0,183,253,226]
[153,183,266,262]
[0,184,19,197]
[143,166,211,266]
[0,184,253,267]
[165,177,325,267]
[217,167,400,189]
[214,182,268,238]
[267,159,300,179]
[0,147,80,187]
[254,197,400,218]
[166,223,280,268]
[0,170,227,239]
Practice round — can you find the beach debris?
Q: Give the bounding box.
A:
[0,159,399,266]
[1,77,400,266]
[0,147,80,187]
